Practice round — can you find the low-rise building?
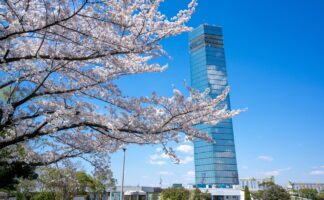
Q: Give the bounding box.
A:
[109,186,161,200]
[239,177,275,191]
[0,192,8,200]
[199,187,244,200]
[171,183,183,188]
[287,181,324,193]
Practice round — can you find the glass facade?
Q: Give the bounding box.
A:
[189,24,239,188]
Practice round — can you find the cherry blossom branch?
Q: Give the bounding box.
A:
[0,0,243,169]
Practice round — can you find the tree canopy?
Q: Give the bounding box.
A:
[189,188,211,200]
[244,186,251,200]
[0,141,37,189]
[9,163,115,200]
[298,188,319,200]
[0,160,37,189]
[261,185,291,200]
[161,188,211,200]
[0,0,241,171]
[160,188,190,200]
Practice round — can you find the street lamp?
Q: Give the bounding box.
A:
[121,148,126,200]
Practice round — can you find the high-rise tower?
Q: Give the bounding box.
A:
[189,24,239,188]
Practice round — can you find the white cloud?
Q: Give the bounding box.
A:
[149,154,166,165]
[242,165,249,170]
[150,152,171,160]
[159,171,174,176]
[149,160,166,165]
[179,156,194,164]
[187,171,195,176]
[258,155,274,161]
[160,153,169,159]
[184,170,195,182]
[156,147,163,152]
[310,170,324,175]
[262,168,291,177]
[176,144,193,154]
[312,165,324,169]
[150,154,160,160]
[149,147,193,166]
[217,152,234,157]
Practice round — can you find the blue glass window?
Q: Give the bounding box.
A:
[190,24,239,187]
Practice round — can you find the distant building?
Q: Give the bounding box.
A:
[0,192,8,200]
[287,182,324,193]
[107,186,161,200]
[239,177,275,191]
[171,183,183,188]
[189,24,239,188]
[185,184,196,189]
[199,188,244,200]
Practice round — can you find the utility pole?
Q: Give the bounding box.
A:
[121,148,126,200]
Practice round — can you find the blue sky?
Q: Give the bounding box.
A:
[107,0,324,187]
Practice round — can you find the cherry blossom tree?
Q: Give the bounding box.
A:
[37,162,80,200]
[0,0,241,169]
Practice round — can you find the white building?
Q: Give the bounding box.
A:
[287,181,324,193]
[199,187,244,200]
[109,186,161,200]
[239,177,275,191]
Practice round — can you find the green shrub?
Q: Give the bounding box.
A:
[9,191,24,200]
[262,185,290,200]
[160,188,190,200]
[31,192,56,200]
[244,186,251,200]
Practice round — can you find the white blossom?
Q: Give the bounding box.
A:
[0,0,242,167]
